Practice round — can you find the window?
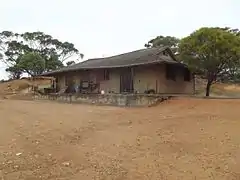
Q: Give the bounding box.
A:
[184,68,191,81]
[104,69,110,80]
[166,64,176,81]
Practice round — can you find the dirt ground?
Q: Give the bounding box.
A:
[0,99,240,180]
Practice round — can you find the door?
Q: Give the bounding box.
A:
[120,68,134,93]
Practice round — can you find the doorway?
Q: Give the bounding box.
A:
[120,68,134,93]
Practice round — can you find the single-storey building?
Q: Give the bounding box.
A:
[42,46,194,94]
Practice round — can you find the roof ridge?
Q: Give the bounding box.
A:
[88,46,169,60]
[73,46,169,65]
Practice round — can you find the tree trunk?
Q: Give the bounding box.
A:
[205,81,212,97]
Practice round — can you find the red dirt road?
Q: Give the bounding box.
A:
[0,98,240,179]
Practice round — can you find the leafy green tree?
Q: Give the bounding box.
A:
[145,36,180,54]
[179,27,240,96]
[0,31,83,78]
[45,54,63,72]
[17,52,45,76]
[20,32,83,62]
[6,65,22,79]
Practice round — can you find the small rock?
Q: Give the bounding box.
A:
[62,162,70,167]
[6,160,13,164]
[16,153,22,156]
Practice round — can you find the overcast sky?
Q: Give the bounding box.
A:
[0,0,239,79]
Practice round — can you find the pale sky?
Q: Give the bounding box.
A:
[0,0,239,79]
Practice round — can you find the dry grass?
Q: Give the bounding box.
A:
[0,98,240,179]
[0,78,52,99]
[0,79,31,93]
[194,81,240,97]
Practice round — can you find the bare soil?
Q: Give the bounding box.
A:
[0,98,240,179]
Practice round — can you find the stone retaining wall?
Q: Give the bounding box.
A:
[34,93,170,107]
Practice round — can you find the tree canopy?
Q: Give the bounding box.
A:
[178,27,240,96]
[0,31,83,78]
[144,35,179,54]
[17,52,45,76]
